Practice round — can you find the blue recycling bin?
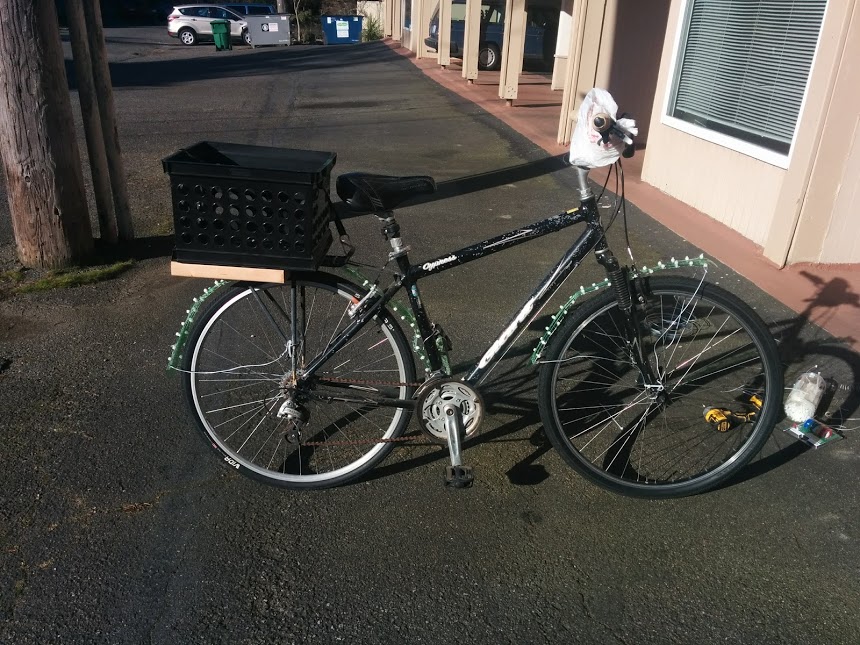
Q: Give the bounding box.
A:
[320,15,363,44]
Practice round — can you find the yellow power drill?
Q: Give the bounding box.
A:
[704,395,761,432]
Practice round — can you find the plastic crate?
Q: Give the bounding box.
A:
[162,141,336,271]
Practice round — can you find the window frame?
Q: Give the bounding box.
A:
[210,8,231,19]
[660,0,828,169]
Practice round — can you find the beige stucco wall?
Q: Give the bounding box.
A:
[783,2,860,264]
[551,0,574,91]
[642,128,786,247]
[595,0,669,145]
[558,0,669,146]
[643,0,859,264]
[640,0,785,247]
[822,127,860,263]
[820,127,860,263]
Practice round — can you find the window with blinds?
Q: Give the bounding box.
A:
[669,0,827,155]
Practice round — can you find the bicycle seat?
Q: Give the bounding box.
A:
[336,172,436,214]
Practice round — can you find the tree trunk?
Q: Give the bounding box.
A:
[81,0,134,240]
[292,0,303,43]
[277,0,288,12]
[0,0,93,269]
[67,0,118,243]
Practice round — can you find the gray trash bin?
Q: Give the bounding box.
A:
[246,14,293,47]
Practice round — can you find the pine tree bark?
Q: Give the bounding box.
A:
[0,0,93,269]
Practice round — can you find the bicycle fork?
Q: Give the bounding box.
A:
[595,245,664,397]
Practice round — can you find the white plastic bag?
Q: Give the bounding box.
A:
[568,88,638,169]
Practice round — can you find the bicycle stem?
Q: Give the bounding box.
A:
[572,165,595,201]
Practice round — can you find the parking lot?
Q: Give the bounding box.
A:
[1,27,859,644]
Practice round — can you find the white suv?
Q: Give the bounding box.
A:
[167,5,250,46]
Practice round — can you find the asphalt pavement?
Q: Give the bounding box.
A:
[1,28,859,644]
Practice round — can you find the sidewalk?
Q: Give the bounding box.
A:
[387,40,860,350]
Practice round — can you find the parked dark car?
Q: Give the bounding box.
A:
[424,0,558,71]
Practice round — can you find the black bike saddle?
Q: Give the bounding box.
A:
[336,172,436,214]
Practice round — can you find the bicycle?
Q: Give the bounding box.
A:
[170,111,783,498]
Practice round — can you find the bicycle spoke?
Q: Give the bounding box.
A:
[541,277,780,497]
[184,279,414,488]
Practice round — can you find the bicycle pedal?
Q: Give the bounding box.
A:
[444,465,474,488]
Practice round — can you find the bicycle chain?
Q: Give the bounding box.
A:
[322,375,425,388]
[298,375,426,446]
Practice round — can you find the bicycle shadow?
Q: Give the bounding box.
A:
[494,272,860,492]
[366,310,566,485]
[371,273,860,492]
[718,272,860,490]
[364,354,547,484]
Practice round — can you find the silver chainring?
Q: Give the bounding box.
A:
[416,379,484,443]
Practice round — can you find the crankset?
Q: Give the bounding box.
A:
[415,377,484,444]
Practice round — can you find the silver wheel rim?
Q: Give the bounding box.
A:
[479,46,497,68]
[189,283,410,484]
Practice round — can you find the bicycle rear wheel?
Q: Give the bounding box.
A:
[182,273,416,489]
[538,276,782,498]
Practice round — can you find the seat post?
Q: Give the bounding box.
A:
[379,212,411,259]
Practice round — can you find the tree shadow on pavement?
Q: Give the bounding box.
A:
[96,234,175,261]
[65,41,412,90]
[332,154,570,221]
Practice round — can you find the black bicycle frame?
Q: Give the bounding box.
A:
[300,196,607,392]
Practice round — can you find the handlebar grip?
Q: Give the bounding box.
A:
[592,113,612,133]
[593,111,636,158]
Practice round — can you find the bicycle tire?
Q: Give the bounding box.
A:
[181,273,416,489]
[538,276,782,498]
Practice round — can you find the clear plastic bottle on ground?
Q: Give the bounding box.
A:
[784,371,826,423]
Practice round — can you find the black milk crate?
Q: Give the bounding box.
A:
[163,141,336,271]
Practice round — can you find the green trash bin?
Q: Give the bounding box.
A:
[212,20,232,51]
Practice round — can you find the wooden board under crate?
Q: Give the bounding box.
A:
[170,261,286,283]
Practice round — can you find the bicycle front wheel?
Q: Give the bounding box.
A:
[182,273,416,489]
[538,276,782,498]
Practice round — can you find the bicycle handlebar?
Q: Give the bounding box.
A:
[592,112,635,158]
